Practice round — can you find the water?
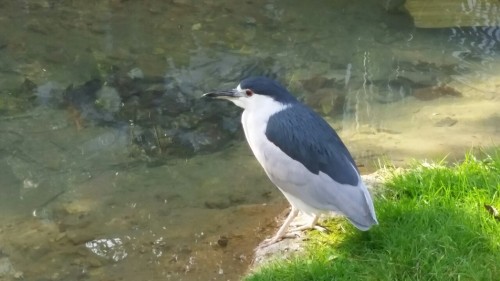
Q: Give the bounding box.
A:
[0,1,499,280]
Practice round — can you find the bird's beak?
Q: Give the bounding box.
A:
[203,89,242,99]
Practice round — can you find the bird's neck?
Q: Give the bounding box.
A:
[241,99,291,137]
[249,101,290,121]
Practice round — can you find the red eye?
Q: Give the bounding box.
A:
[245,89,253,97]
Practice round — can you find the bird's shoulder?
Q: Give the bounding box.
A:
[264,103,359,186]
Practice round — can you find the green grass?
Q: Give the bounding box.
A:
[245,149,500,281]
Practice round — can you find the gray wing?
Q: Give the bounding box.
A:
[265,104,359,186]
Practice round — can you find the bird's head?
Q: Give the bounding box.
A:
[203,76,297,109]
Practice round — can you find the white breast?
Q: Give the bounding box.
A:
[241,96,289,170]
[241,98,319,213]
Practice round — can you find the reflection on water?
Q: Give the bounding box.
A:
[0,0,499,280]
[86,237,128,262]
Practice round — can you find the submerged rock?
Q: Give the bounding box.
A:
[413,85,462,101]
[55,53,283,161]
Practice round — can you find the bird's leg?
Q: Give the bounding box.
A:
[260,207,299,247]
[289,212,316,227]
[288,214,327,233]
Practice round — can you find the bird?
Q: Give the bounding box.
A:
[204,76,378,246]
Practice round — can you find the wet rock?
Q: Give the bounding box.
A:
[435,117,457,127]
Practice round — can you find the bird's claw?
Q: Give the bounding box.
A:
[258,231,308,248]
[283,231,304,239]
[288,222,329,234]
[258,236,282,248]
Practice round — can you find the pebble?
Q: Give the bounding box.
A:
[217,236,229,247]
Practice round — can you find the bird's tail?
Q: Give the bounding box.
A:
[347,184,378,231]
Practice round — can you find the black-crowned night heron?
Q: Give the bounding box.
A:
[204,77,378,246]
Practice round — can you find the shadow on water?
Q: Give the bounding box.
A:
[0,0,499,280]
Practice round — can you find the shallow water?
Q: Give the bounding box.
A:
[0,1,499,280]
